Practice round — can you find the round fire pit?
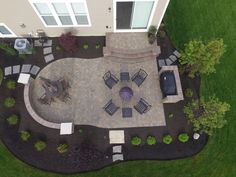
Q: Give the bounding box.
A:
[119,87,133,101]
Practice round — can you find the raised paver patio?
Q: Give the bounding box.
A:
[29,57,165,128]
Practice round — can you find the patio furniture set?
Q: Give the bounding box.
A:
[103,69,152,118]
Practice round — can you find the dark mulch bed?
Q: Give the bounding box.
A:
[0,35,208,174]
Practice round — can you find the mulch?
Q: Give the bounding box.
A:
[0,35,208,174]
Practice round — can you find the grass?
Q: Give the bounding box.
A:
[0,0,236,176]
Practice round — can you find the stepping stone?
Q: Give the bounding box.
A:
[4,66,12,76]
[169,55,177,62]
[158,59,166,67]
[166,58,173,66]
[44,54,54,63]
[112,154,124,162]
[43,47,52,55]
[113,145,122,153]
[34,39,42,47]
[13,65,20,74]
[43,40,52,47]
[173,50,181,58]
[21,64,32,73]
[30,65,40,75]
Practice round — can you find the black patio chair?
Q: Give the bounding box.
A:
[134,98,152,114]
[103,71,119,89]
[131,69,148,87]
[103,100,120,116]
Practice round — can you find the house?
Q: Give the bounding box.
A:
[0,0,170,37]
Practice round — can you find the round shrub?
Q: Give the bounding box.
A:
[178,133,189,143]
[163,134,173,144]
[146,136,156,145]
[4,97,15,108]
[95,43,101,49]
[185,88,193,98]
[6,114,18,125]
[20,131,31,141]
[6,80,16,90]
[34,140,46,151]
[131,136,142,146]
[83,43,89,49]
[57,143,69,153]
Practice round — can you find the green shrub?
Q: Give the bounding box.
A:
[95,43,101,49]
[78,128,83,133]
[4,97,16,108]
[6,80,16,90]
[57,143,69,153]
[178,133,189,143]
[83,43,89,49]
[148,25,157,35]
[146,136,156,145]
[185,88,193,98]
[131,136,142,146]
[20,131,31,141]
[163,134,173,144]
[168,113,174,118]
[0,68,3,86]
[0,42,17,56]
[6,114,18,125]
[34,140,46,151]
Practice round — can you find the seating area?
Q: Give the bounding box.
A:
[103,99,120,116]
[103,71,119,89]
[131,69,148,87]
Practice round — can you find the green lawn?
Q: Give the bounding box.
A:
[1,0,236,176]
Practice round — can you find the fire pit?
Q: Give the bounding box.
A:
[119,87,133,101]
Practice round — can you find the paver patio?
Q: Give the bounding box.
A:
[29,57,165,128]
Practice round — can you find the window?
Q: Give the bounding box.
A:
[0,23,16,37]
[115,0,156,31]
[29,0,91,27]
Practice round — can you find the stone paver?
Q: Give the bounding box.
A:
[43,40,52,47]
[43,47,52,55]
[113,145,122,153]
[173,50,181,58]
[166,58,173,66]
[158,59,166,67]
[44,54,54,63]
[112,154,124,162]
[21,64,32,73]
[169,55,177,62]
[30,65,40,75]
[109,130,125,144]
[30,57,166,128]
[13,65,20,74]
[4,66,12,76]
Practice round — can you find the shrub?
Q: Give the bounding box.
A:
[34,140,46,151]
[157,30,166,38]
[95,43,101,49]
[148,25,157,44]
[6,114,18,125]
[83,43,89,49]
[163,134,173,144]
[6,80,16,90]
[20,131,31,141]
[58,32,77,53]
[4,97,15,108]
[168,113,174,118]
[185,88,193,98]
[131,136,142,146]
[57,143,69,153]
[78,128,83,133]
[178,133,189,143]
[0,42,17,56]
[146,136,156,145]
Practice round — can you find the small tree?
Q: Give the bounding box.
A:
[146,136,157,145]
[183,96,230,135]
[178,133,189,143]
[163,134,173,144]
[131,136,142,146]
[180,39,226,78]
[6,80,16,90]
[58,32,77,53]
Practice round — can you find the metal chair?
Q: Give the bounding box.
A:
[131,69,148,87]
[103,100,120,116]
[134,98,152,114]
[103,71,119,89]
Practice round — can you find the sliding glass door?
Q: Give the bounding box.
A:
[116,0,154,30]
